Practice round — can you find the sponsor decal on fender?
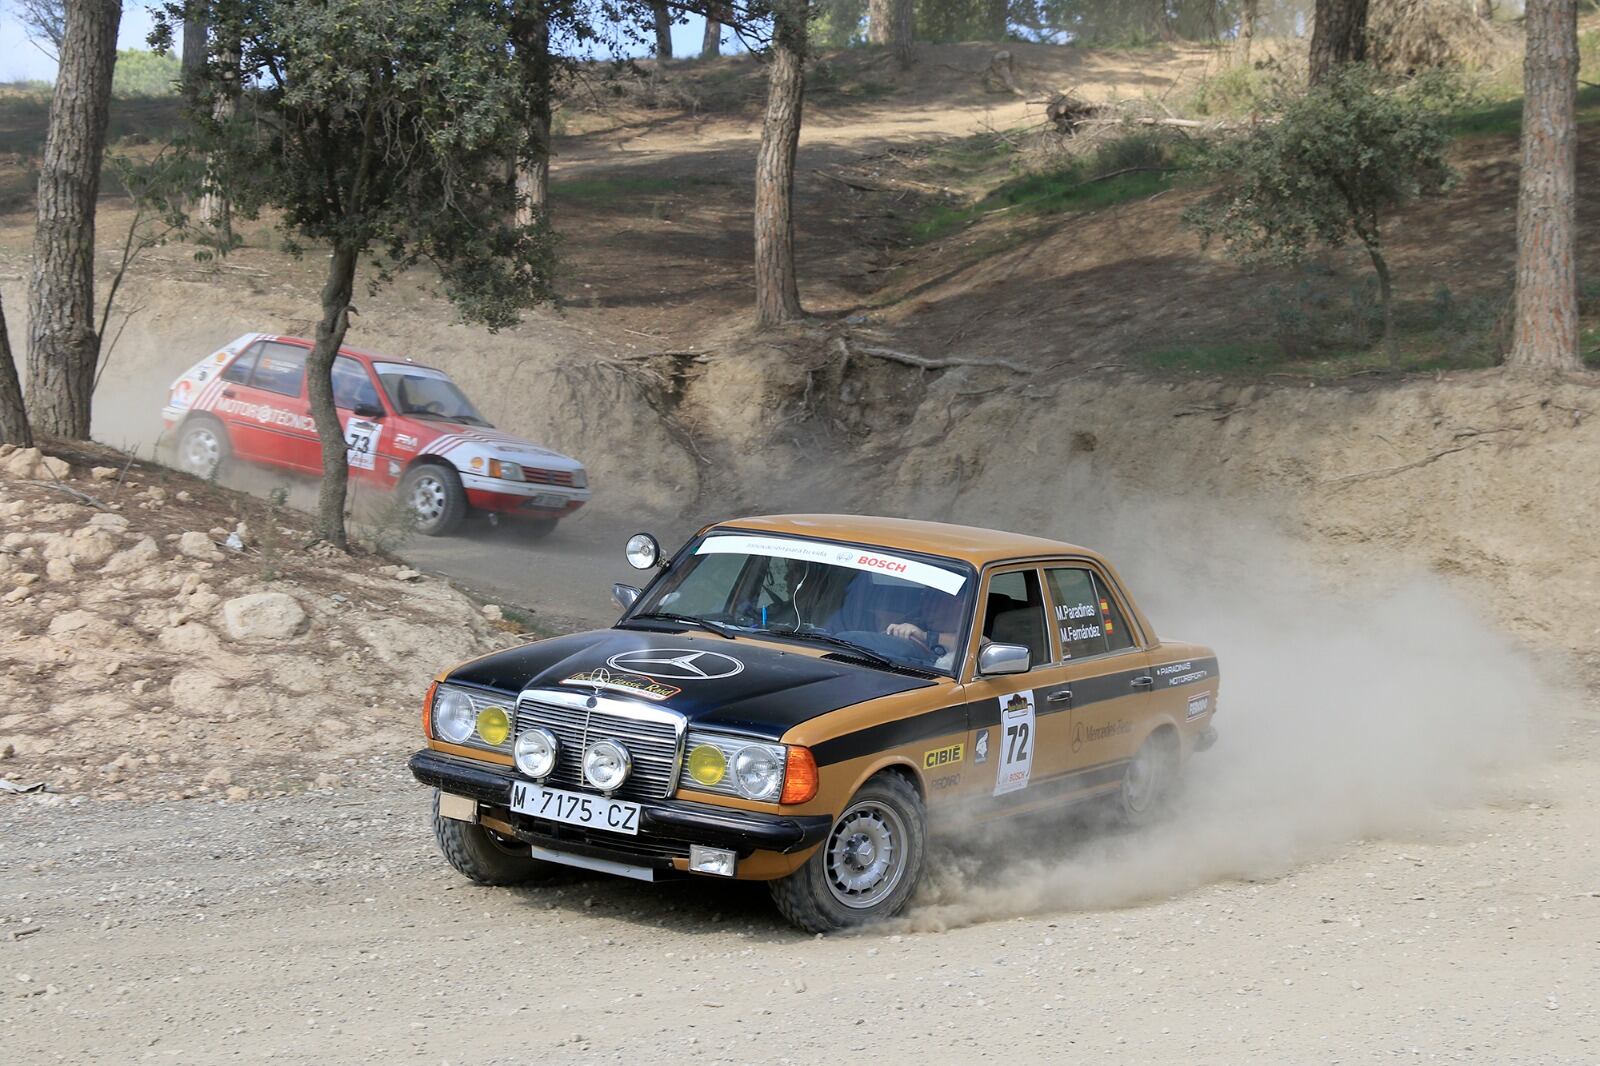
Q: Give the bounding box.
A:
[560,669,681,702]
[1186,693,1211,720]
[923,743,964,769]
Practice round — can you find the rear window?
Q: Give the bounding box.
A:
[250,342,308,397]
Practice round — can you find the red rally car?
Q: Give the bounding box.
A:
[162,333,591,537]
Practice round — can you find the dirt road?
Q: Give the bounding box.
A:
[4,728,1598,1064]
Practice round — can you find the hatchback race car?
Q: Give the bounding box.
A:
[410,515,1220,932]
[161,333,591,537]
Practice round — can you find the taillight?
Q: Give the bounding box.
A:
[780,746,818,805]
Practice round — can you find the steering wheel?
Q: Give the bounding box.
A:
[418,400,445,415]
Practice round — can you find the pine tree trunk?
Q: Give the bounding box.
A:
[868,0,890,43]
[1308,0,1368,85]
[1240,0,1257,59]
[513,9,552,226]
[754,0,807,329]
[309,246,359,550]
[702,13,722,58]
[654,2,674,59]
[891,0,914,67]
[26,0,121,440]
[198,36,239,238]
[1366,243,1398,369]
[0,291,30,448]
[1508,0,1580,373]
[181,5,208,82]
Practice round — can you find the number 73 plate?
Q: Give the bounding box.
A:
[509,781,641,835]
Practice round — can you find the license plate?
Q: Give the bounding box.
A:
[509,781,641,836]
[529,493,567,509]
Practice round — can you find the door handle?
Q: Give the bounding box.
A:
[222,388,237,398]
[1131,676,1154,690]
[1046,689,1073,704]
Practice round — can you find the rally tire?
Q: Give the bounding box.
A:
[400,462,467,537]
[769,772,926,934]
[176,415,232,480]
[431,791,556,886]
[1116,728,1181,828]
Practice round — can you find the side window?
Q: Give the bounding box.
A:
[981,569,1050,668]
[1045,567,1110,659]
[221,346,259,384]
[332,357,381,411]
[1092,573,1136,652]
[250,342,308,398]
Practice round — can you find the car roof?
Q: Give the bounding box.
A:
[715,514,1103,568]
[260,334,445,376]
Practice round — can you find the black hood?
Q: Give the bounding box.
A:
[445,628,938,739]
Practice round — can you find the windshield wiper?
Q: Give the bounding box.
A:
[757,625,935,677]
[624,612,737,639]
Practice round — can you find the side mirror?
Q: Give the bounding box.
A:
[352,402,385,419]
[612,583,642,612]
[978,642,1031,676]
[625,532,662,570]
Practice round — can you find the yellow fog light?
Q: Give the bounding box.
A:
[687,744,726,787]
[475,706,511,746]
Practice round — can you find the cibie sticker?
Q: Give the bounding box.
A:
[695,534,966,596]
[992,690,1036,796]
[923,743,964,769]
[1186,692,1211,721]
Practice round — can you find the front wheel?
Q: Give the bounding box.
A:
[521,516,559,540]
[400,462,466,536]
[431,791,556,886]
[769,772,926,934]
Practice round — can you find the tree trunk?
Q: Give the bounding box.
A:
[199,32,240,237]
[181,4,208,83]
[0,292,31,448]
[1508,0,1580,373]
[309,246,359,550]
[1308,0,1368,85]
[890,0,913,68]
[1240,0,1257,59]
[26,0,121,440]
[654,2,673,59]
[868,0,890,43]
[1366,242,1398,369]
[754,0,807,329]
[702,11,722,58]
[1476,0,1494,20]
[984,0,1007,40]
[513,8,552,226]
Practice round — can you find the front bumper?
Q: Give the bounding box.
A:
[410,749,831,861]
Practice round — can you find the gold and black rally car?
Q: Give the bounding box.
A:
[410,515,1219,932]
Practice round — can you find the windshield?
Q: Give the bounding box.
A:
[374,363,491,427]
[627,532,974,677]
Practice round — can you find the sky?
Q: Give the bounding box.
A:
[1,6,726,83]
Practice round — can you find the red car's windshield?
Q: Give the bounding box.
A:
[375,364,491,427]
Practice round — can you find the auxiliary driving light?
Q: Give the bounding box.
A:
[688,845,736,878]
[582,739,632,792]
[514,727,559,779]
[687,744,727,787]
[475,705,511,746]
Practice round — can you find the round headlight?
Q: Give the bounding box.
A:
[687,744,727,787]
[582,739,632,792]
[476,705,510,746]
[625,533,660,570]
[433,688,475,744]
[733,745,782,801]
[514,727,559,779]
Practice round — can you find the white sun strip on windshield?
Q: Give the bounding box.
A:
[373,362,450,381]
[697,534,967,596]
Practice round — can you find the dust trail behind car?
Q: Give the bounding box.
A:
[900,480,1554,932]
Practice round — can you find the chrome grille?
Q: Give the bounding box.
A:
[521,468,575,486]
[513,691,683,800]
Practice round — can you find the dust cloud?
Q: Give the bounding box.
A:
[898,475,1553,932]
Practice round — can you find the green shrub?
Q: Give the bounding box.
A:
[112,49,181,98]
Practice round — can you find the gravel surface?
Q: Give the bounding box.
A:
[4,737,1598,1065]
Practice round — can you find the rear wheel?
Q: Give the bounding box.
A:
[769,772,926,934]
[400,462,466,536]
[1117,729,1180,827]
[176,417,231,479]
[431,791,556,886]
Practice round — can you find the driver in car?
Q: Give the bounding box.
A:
[885,588,965,671]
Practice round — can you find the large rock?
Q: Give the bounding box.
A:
[220,592,307,641]
[101,537,160,575]
[68,529,118,567]
[177,531,223,561]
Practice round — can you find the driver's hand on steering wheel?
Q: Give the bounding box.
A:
[886,622,927,645]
